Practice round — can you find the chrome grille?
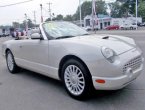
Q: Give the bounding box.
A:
[123,56,142,74]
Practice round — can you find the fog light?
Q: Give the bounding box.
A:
[126,68,133,76]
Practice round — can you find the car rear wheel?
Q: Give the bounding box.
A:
[6,50,20,73]
[61,59,93,100]
[130,27,133,30]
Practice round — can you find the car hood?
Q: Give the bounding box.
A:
[63,34,136,55]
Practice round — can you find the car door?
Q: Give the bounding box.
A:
[18,39,49,75]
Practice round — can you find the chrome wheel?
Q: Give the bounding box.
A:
[6,51,20,73]
[64,65,85,96]
[7,52,14,71]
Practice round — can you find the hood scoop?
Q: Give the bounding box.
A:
[102,36,109,39]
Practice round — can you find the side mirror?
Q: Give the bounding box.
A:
[31,33,42,39]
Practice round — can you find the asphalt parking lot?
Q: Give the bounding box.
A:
[0,29,145,110]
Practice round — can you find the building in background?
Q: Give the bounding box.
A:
[84,14,142,30]
[84,14,112,30]
[111,17,142,26]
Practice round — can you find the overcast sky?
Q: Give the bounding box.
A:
[0,0,115,25]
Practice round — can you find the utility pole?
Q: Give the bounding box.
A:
[92,0,96,31]
[79,0,82,27]
[33,11,36,27]
[25,13,28,36]
[47,2,52,21]
[136,0,138,30]
[40,4,43,23]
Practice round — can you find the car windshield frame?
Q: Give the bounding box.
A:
[42,21,89,39]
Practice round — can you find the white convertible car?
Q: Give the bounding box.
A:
[2,21,144,99]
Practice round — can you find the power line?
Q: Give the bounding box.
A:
[0,0,34,8]
[47,2,52,21]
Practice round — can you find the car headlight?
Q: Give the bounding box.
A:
[101,47,116,63]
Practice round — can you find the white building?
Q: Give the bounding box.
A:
[111,17,142,26]
[84,14,142,30]
[84,14,112,30]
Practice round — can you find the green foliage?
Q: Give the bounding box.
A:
[27,19,35,28]
[0,25,11,30]
[138,1,145,21]
[109,0,144,18]
[46,14,73,21]
[64,15,73,21]
[12,19,35,29]
[12,22,20,28]
[56,14,63,20]
[96,0,107,15]
[52,14,64,21]
[108,2,122,18]
[116,0,145,17]
[74,0,107,20]
[74,1,92,20]
[45,18,51,22]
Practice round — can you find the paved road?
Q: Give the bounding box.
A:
[0,30,145,110]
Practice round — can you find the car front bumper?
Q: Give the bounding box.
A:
[91,48,144,90]
[92,64,143,90]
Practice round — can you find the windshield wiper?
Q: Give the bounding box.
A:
[56,35,75,39]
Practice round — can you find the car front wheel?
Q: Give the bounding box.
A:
[61,59,93,100]
[6,50,20,73]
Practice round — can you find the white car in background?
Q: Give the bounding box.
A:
[85,26,99,31]
[2,21,144,100]
[120,23,138,30]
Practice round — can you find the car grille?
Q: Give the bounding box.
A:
[123,56,142,74]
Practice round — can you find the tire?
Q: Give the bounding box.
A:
[130,27,133,30]
[6,50,20,73]
[61,59,93,100]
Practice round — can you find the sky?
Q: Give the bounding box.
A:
[0,0,115,25]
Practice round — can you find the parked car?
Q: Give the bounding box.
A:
[120,24,138,30]
[0,29,9,37]
[0,34,2,37]
[139,22,145,27]
[105,25,119,30]
[85,26,99,31]
[4,31,10,37]
[2,21,144,100]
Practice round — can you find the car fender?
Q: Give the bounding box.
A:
[48,40,104,77]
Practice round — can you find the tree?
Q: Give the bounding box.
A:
[74,1,92,20]
[116,0,145,17]
[46,14,63,21]
[12,22,20,28]
[74,0,107,20]
[95,0,107,15]
[45,18,51,22]
[138,1,145,21]
[20,19,35,29]
[64,15,73,21]
[51,14,64,21]
[109,0,136,18]
[27,19,34,28]
[108,2,122,18]
[55,14,63,20]
[120,2,132,17]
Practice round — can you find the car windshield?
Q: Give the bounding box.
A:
[42,21,89,39]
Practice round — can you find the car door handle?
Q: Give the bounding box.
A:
[19,45,22,48]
